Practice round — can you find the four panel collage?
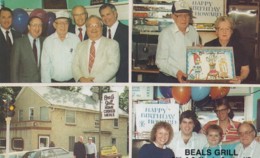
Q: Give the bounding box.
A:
[0,0,260,158]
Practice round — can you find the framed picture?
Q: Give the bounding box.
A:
[186,46,236,83]
[91,0,104,5]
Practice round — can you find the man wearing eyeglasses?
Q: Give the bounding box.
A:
[41,10,80,83]
[69,5,88,41]
[72,15,119,83]
[234,122,260,158]
[10,16,44,83]
[201,98,241,144]
[156,0,199,83]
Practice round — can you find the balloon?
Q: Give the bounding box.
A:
[193,95,211,109]
[159,87,172,98]
[172,86,191,104]
[191,87,210,101]
[12,8,29,33]
[210,87,230,100]
[45,12,56,36]
[30,8,48,23]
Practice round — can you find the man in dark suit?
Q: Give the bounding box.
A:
[10,16,44,82]
[99,3,129,82]
[69,5,88,41]
[0,7,22,82]
[73,136,86,158]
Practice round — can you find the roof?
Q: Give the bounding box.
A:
[18,87,128,116]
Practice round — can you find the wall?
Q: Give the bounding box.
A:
[253,87,260,120]
[4,0,128,25]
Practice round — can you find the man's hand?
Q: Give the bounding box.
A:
[79,77,94,83]
[176,70,187,83]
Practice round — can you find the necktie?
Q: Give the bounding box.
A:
[108,28,111,39]
[88,41,95,73]
[6,31,12,49]
[33,39,38,65]
[78,28,83,41]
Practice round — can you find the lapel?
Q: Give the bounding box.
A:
[113,22,122,41]
[24,35,38,66]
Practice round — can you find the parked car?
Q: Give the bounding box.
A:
[21,147,72,158]
[0,151,28,158]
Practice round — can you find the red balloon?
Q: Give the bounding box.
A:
[210,87,230,100]
[30,8,48,24]
[172,86,191,105]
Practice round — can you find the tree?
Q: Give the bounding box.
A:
[0,87,22,125]
[119,86,129,113]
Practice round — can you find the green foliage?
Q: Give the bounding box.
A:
[0,87,22,125]
[119,86,129,113]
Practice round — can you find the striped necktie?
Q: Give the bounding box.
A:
[88,41,95,73]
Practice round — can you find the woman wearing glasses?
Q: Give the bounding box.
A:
[201,98,240,144]
[204,16,250,84]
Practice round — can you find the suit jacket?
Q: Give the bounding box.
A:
[10,35,44,83]
[72,36,120,83]
[69,24,88,41]
[0,29,22,82]
[103,22,129,82]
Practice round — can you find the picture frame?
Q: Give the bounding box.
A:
[186,46,236,83]
[90,0,104,5]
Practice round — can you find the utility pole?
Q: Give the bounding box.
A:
[98,87,102,158]
[5,117,11,158]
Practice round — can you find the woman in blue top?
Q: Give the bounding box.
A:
[202,124,238,158]
[138,121,175,158]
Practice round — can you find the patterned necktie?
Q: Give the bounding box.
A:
[78,28,83,41]
[88,41,95,73]
[108,28,111,39]
[6,31,12,49]
[33,39,38,65]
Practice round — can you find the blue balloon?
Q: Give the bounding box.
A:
[159,87,172,98]
[12,8,29,34]
[191,87,210,101]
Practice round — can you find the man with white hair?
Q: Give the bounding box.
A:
[234,122,260,158]
[156,0,199,83]
[41,10,80,83]
[74,136,86,158]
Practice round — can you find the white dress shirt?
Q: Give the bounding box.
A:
[106,20,119,39]
[28,34,40,66]
[41,32,80,82]
[235,140,260,158]
[1,26,14,44]
[85,142,97,157]
[168,132,207,158]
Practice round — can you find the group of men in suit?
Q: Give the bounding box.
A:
[0,3,128,83]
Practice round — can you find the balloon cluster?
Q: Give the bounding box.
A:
[12,8,56,35]
[159,86,230,105]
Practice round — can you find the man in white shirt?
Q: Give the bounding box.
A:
[156,0,199,83]
[85,137,97,158]
[235,122,260,158]
[168,110,207,158]
[41,10,80,83]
